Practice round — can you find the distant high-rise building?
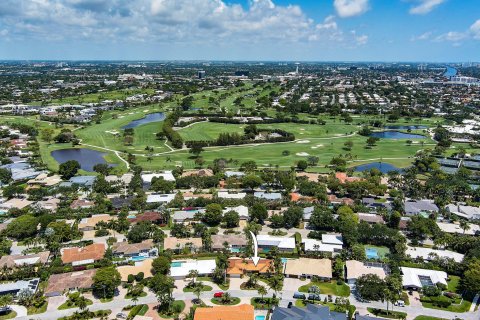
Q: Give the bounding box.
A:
[198,70,206,79]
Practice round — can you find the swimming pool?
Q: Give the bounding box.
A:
[231,248,241,253]
[366,248,379,259]
[255,316,266,320]
[130,256,147,262]
[0,210,6,215]
[127,215,136,219]
[171,261,183,267]
[281,258,288,264]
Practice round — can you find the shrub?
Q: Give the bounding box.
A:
[127,274,135,283]
[135,272,144,282]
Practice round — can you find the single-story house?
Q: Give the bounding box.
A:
[0,278,39,297]
[254,191,282,201]
[61,243,106,266]
[0,198,32,210]
[223,205,249,220]
[129,211,167,225]
[217,190,246,199]
[345,260,387,286]
[182,192,213,201]
[0,251,50,268]
[118,258,154,282]
[303,206,314,221]
[70,199,95,209]
[112,240,157,259]
[272,304,346,320]
[283,258,332,280]
[27,173,62,186]
[436,221,480,235]
[227,258,273,277]
[302,234,343,256]
[257,235,296,253]
[34,197,60,211]
[404,199,438,216]
[194,304,254,320]
[400,267,448,290]
[181,169,214,177]
[146,193,175,204]
[172,208,205,224]
[45,270,97,297]
[406,246,464,263]
[446,203,480,220]
[141,171,175,183]
[170,259,216,280]
[357,213,385,224]
[211,234,248,252]
[163,237,202,252]
[60,176,96,188]
[78,214,114,231]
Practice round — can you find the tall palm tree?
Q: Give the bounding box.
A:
[257,286,267,303]
[460,220,470,234]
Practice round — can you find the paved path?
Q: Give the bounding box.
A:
[469,294,479,312]
[9,304,27,317]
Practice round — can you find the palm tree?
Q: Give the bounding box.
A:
[193,283,203,303]
[460,220,470,234]
[77,296,88,311]
[221,292,232,304]
[186,270,199,287]
[257,285,267,303]
[132,295,139,306]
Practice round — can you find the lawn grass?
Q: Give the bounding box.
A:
[367,307,407,319]
[158,300,186,318]
[414,316,448,320]
[250,297,277,309]
[197,277,230,290]
[211,297,241,305]
[421,299,472,313]
[183,284,213,292]
[400,292,410,306]
[58,298,93,310]
[0,311,16,320]
[447,275,460,293]
[27,301,48,315]
[125,291,148,299]
[99,297,113,303]
[298,280,350,297]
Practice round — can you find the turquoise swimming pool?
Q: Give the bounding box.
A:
[366,247,379,259]
[255,316,266,320]
[130,256,147,262]
[171,261,183,267]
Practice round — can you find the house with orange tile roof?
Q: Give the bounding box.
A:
[335,172,362,184]
[226,257,273,278]
[61,243,106,266]
[194,304,254,320]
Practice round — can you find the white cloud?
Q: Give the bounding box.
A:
[409,0,445,15]
[333,0,369,18]
[470,19,480,39]
[435,31,467,42]
[410,31,432,41]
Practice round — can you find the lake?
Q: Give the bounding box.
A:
[51,148,115,172]
[122,112,165,129]
[384,125,427,130]
[370,131,425,139]
[354,162,403,173]
[444,66,458,78]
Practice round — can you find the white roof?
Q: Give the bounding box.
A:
[217,191,246,199]
[170,259,216,278]
[146,194,175,203]
[257,235,295,250]
[302,239,342,253]
[406,246,464,263]
[223,205,249,219]
[436,222,480,235]
[400,267,448,289]
[321,234,344,246]
[142,171,175,182]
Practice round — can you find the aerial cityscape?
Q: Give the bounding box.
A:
[0,1,479,320]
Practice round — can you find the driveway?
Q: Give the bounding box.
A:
[47,296,67,311]
[9,305,27,317]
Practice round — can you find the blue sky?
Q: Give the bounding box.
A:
[0,0,478,61]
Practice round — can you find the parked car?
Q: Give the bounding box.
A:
[116,313,127,319]
[293,292,306,299]
[394,300,405,307]
[214,292,224,298]
[308,294,321,301]
[287,302,293,308]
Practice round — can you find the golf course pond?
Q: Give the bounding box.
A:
[353,162,403,173]
[383,125,428,130]
[122,112,165,129]
[51,148,115,172]
[370,131,425,139]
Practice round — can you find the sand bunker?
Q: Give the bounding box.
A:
[296,140,310,144]
[296,152,310,156]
